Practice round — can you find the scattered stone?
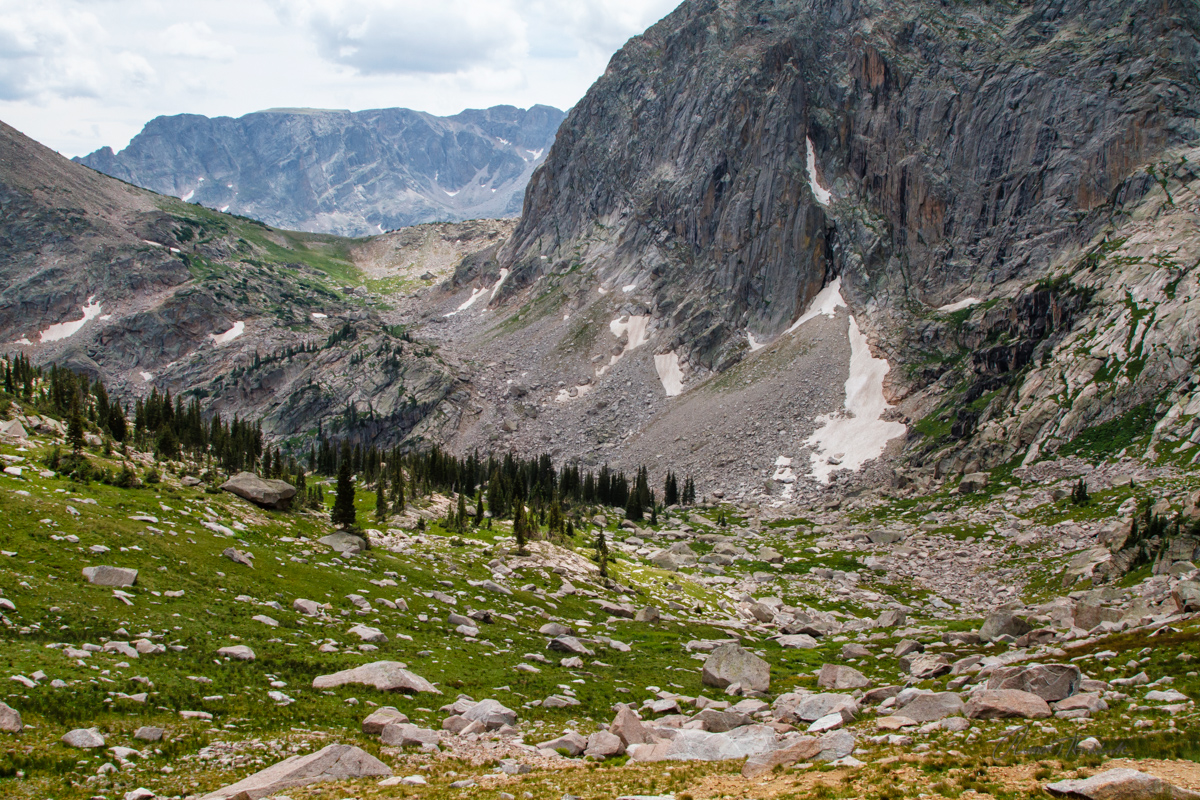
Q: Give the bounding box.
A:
[742,736,821,779]
[348,624,387,643]
[133,727,163,742]
[818,664,871,690]
[978,612,1033,643]
[318,532,368,555]
[988,664,1081,703]
[538,731,587,756]
[907,653,952,680]
[198,744,391,799]
[897,692,965,723]
[221,548,254,568]
[548,636,594,656]
[463,699,517,730]
[252,615,279,627]
[380,723,440,748]
[0,701,21,733]
[611,705,654,747]
[362,707,410,735]
[586,730,626,758]
[293,599,322,616]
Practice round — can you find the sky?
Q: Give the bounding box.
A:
[0,0,684,158]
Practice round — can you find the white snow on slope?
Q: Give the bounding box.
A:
[139,371,153,382]
[622,283,637,294]
[210,321,245,345]
[40,297,102,343]
[489,269,511,302]
[747,333,765,352]
[938,297,981,313]
[786,278,846,334]
[555,384,593,403]
[598,315,651,377]
[445,287,487,317]
[806,317,907,483]
[312,312,328,319]
[654,352,685,396]
[806,137,833,206]
[182,189,195,202]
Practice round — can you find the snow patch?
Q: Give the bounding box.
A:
[139,371,153,382]
[220,205,230,213]
[597,286,609,296]
[312,313,328,319]
[622,283,637,294]
[747,333,765,352]
[938,297,981,313]
[806,317,907,483]
[182,189,195,202]
[654,352,685,397]
[13,337,32,345]
[40,297,102,343]
[210,321,245,345]
[444,189,459,198]
[142,240,164,248]
[806,137,833,206]
[786,278,846,334]
[99,314,113,321]
[489,269,511,302]
[555,384,593,403]
[445,286,488,317]
[598,315,651,376]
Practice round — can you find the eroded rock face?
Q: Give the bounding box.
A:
[199,743,392,799]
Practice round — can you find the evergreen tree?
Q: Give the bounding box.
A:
[67,393,85,455]
[548,497,565,541]
[331,447,357,530]
[456,491,468,533]
[625,486,643,522]
[513,502,529,555]
[375,471,388,523]
[474,489,484,526]
[392,467,406,514]
[595,530,609,578]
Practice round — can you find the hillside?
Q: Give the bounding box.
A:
[75,105,565,237]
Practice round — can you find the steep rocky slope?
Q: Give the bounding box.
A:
[76,105,565,237]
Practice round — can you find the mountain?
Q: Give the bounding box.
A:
[74,104,566,237]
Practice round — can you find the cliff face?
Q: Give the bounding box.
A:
[501,0,1200,365]
[77,105,566,238]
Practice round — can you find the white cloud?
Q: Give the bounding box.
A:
[0,6,109,100]
[159,22,237,61]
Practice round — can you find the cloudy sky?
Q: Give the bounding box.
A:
[0,0,683,158]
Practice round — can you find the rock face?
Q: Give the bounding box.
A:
[987,664,1081,703]
[220,473,297,510]
[312,662,440,695]
[1045,768,1200,800]
[76,106,566,238]
[82,566,138,587]
[701,644,770,692]
[199,743,392,799]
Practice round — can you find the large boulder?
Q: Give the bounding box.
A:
[585,730,626,758]
[742,736,822,779]
[701,644,770,692]
[978,611,1033,642]
[538,731,588,756]
[318,533,368,555]
[217,645,256,662]
[897,692,965,723]
[966,689,1052,720]
[199,744,391,799]
[817,664,871,691]
[1173,581,1200,613]
[1046,768,1200,800]
[379,723,440,748]
[610,705,654,747]
[0,702,22,733]
[362,707,409,735]
[82,566,138,587]
[548,636,594,656]
[789,694,858,724]
[627,725,781,763]
[694,708,754,733]
[312,662,440,695]
[462,699,517,730]
[907,653,952,680]
[62,728,106,748]
[987,664,1081,703]
[220,472,297,510]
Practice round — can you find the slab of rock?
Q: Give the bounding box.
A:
[634,606,661,623]
[219,472,297,510]
[362,707,409,735]
[979,612,1033,643]
[897,692,965,723]
[62,728,106,748]
[627,724,781,763]
[83,566,138,587]
[538,731,587,756]
[742,736,821,779]
[380,724,440,748]
[348,624,387,643]
[988,664,1081,703]
[876,716,918,731]
[701,644,770,692]
[808,712,844,733]
[0,702,21,733]
[318,533,368,555]
[907,653,952,679]
[293,599,322,616]
[548,636,594,656]
[199,743,391,799]
[1052,694,1107,718]
[966,689,1052,720]
[818,664,871,691]
[694,708,753,733]
[779,634,820,649]
[1045,768,1200,800]
[539,623,573,637]
[463,699,516,730]
[611,705,654,746]
[585,730,626,758]
[790,694,858,724]
[133,727,163,742]
[217,645,256,662]
[312,662,440,695]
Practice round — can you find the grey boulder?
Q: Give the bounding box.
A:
[362,707,409,735]
[896,692,965,723]
[1046,768,1200,800]
[312,662,440,695]
[462,699,517,730]
[62,728,106,748]
[817,664,871,690]
[83,566,138,587]
[987,664,1081,703]
[318,533,368,555]
[217,645,256,662]
[219,472,297,510]
[978,611,1033,643]
[379,723,440,748]
[701,644,770,692]
[0,701,21,733]
[199,744,391,799]
[966,689,1052,720]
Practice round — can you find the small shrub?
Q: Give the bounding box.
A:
[144,466,161,484]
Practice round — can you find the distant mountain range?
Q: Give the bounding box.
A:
[75,105,566,237]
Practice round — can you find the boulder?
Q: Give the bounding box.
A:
[610,705,654,747]
[694,708,753,733]
[62,728,106,748]
[958,473,990,493]
[987,664,1081,702]
[539,623,573,637]
[896,693,965,723]
[779,634,820,649]
[362,707,409,735]
[312,662,440,695]
[876,609,907,628]
[1045,768,1200,800]
[221,548,254,568]
[907,654,952,680]
[548,636,594,656]
[790,694,858,724]
[538,731,588,756]
[219,472,297,510]
[894,639,923,658]
[1173,581,1200,613]
[816,729,856,762]
[380,723,440,748]
[198,744,392,799]
[347,624,387,643]
[627,724,781,763]
[318,533,368,555]
[978,611,1033,643]
[134,727,164,742]
[817,664,871,691]
[217,645,256,662]
[293,599,322,616]
[966,690,1052,720]
[0,701,21,733]
[462,699,517,730]
[83,566,138,587]
[634,606,660,623]
[585,730,626,758]
[1052,694,1108,718]
[741,736,821,779]
[701,644,770,692]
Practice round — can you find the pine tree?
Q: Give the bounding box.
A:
[392,467,406,514]
[625,487,643,522]
[474,489,484,526]
[456,491,468,533]
[664,471,679,507]
[375,471,388,523]
[331,448,357,530]
[514,503,529,555]
[548,498,564,541]
[650,502,658,526]
[595,530,609,578]
[67,393,85,456]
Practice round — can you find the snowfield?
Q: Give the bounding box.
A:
[654,352,685,397]
[40,297,102,343]
[210,321,245,346]
[806,137,833,206]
